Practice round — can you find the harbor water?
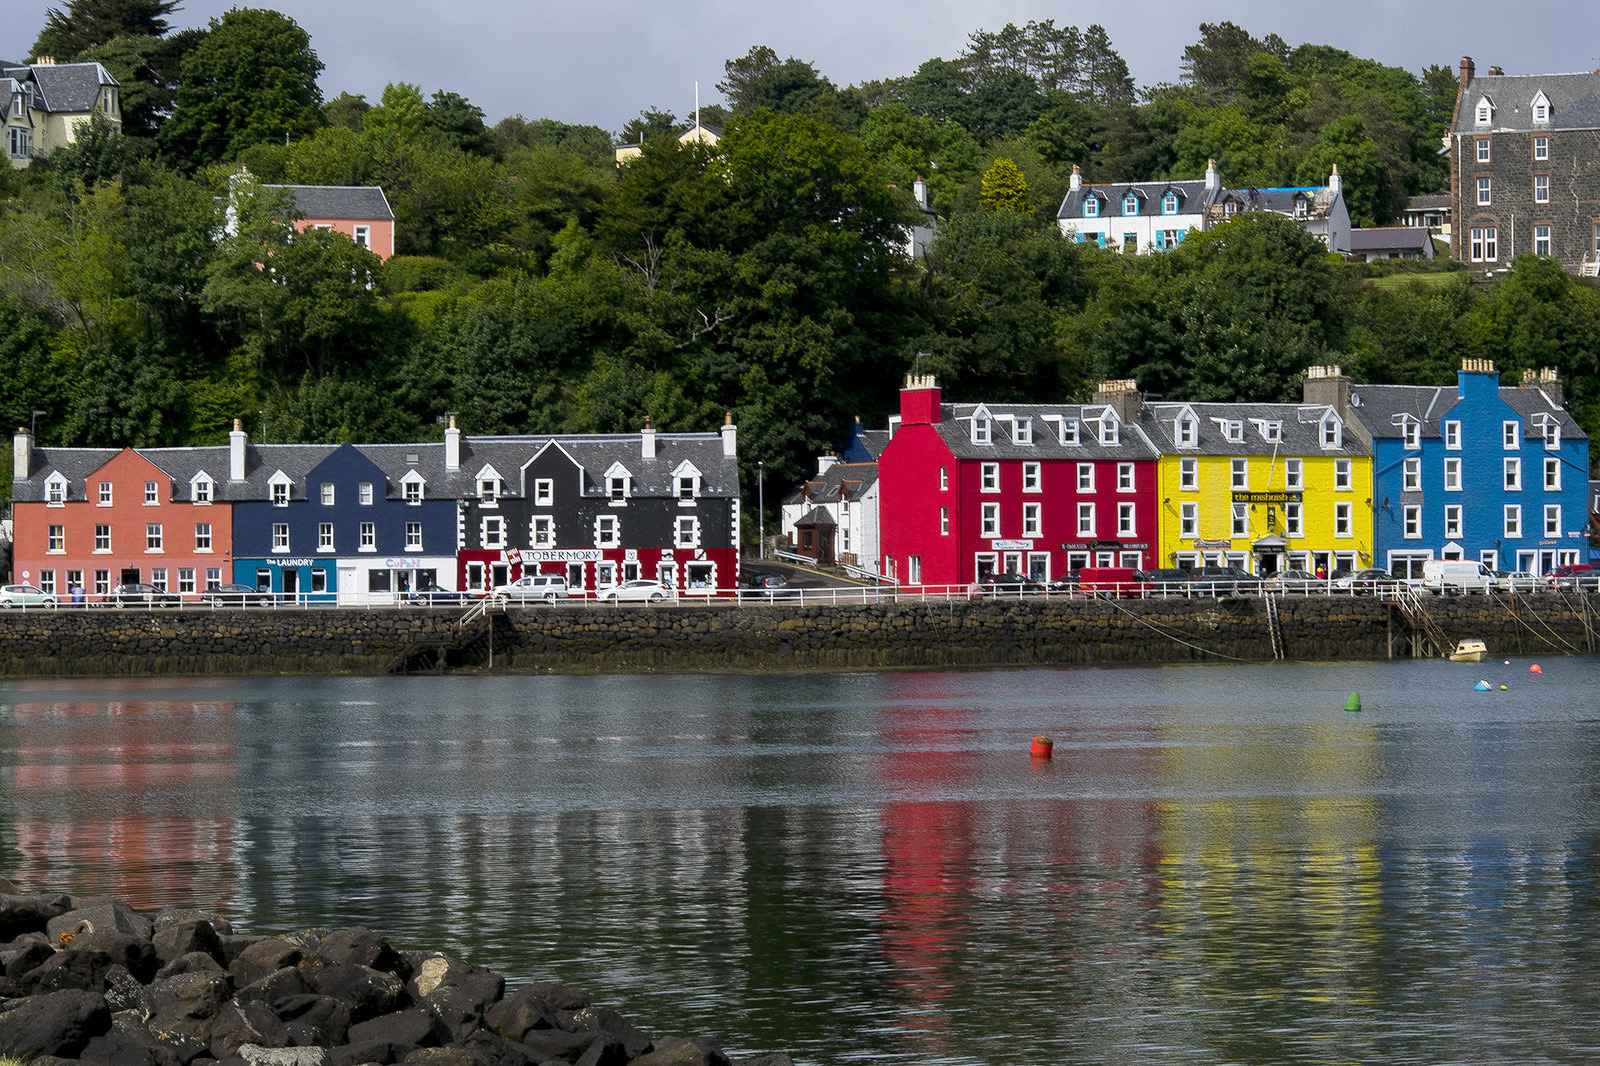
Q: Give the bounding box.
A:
[4,659,1600,1064]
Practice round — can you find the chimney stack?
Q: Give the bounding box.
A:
[1303,365,1353,416]
[1459,56,1475,91]
[1092,379,1142,425]
[13,428,32,480]
[1205,158,1219,192]
[1069,164,1082,192]
[641,414,656,459]
[444,415,461,472]
[899,373,941,426]
[229,418,247,481]
[721,411,737,457]
[913,175,929,210]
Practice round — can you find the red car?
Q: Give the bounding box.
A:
[1546,564,1598,589]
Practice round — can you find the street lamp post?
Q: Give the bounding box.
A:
[31,409,46,437]
[757,461,764,559]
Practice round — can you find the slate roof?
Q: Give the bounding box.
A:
[0,60,116,112]
[1350,227,1434,253]
[782,461,878,506]
[1212,185,1338,220]
[1343,383,1586,440]
[14,432,739,503]
[1139,402,1363,457]
[794,507,836,527]
[1454,69,1600,133]
[1056,178,1215,221]
[1403,193,1451,213]
[933,403,1160,461]
[264,184,394,222]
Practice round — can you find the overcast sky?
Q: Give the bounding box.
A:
[7,0,1600,135]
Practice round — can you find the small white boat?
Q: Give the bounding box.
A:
[1448,639,1489,663]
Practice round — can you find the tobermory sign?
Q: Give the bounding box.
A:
[512,549,604,563]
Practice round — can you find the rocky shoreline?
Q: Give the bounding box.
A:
[0,877,791,1066]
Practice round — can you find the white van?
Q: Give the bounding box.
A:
[490,573,571,604]
[1422,559,1494,595]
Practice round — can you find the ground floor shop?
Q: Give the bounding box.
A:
[458,547,739,596]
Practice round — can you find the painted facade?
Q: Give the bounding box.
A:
[10,437,233,598]
[1323,361,1590,576]
[1138,397,1373,575]
[876,377,1160,588]
[1056,162,1217,251]
[781,455,880,570]
[269,184,396,261]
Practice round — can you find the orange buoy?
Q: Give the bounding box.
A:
[1530,663,1542,674]
[1030,736,1054,759]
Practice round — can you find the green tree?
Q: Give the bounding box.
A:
[323,91,370,132]
[718,45,831,116]
[980,157,1032,214]
[163,8,324,165]
[77,27,202,141]
[31,0,177,60]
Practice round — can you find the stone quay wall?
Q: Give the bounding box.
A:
[1,593,1596,677]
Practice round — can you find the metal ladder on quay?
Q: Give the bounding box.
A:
[1263,591,1285,660]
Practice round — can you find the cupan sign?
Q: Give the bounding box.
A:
[1232,491,1302,504]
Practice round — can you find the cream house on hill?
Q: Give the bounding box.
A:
[2,55,120,167]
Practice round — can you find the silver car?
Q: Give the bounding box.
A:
[1495,570,1542,593]
[490,574,571,605]
[0,583,60,608]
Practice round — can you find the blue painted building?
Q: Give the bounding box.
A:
[1322,361,1590,577]
[231,441,460,603]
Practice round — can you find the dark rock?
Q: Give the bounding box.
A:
[274,993,351,1048]
[524,983,590,1012]
[25,944,123,993]
[566,1007,650,1059]
[449,1029,548,1066]
[346,1007,452,1048]
[406,953,504,1009]
[72,928,161,982]
[0,891,73,939]
[5,935,56,984]
[416,984,488,1042]
[515,1028,600,1062]
[156,950,230,982]
[631,1037,731,1066]
[400,1049,479,1066]
[155,919,227,966]
[319,928,410,980]
[145,968,235,1043]
[235,964,313,1008]
[302,959,409,1023]
[210,999,291,1059]
[326,1038,418,1066]
[153,908,236,939]
[230,940,307,987]
[48,896,155,942]
[0,987,111,1058]
[234,1045,328,1066]
[573,1034,630,1066]
[483,986,560,1042]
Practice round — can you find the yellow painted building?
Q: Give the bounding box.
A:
[1137,400,1375,575]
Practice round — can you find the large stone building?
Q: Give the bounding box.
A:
[1448,57,1600,275]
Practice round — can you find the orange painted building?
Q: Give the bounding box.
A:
[11,433,234,600]
[272,184,396,261]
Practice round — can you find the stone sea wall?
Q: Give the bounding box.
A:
[1,593,1597,677]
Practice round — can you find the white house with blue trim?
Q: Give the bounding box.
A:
[1055,160,1220,252]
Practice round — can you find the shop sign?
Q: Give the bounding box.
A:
[513,549,603,563]
[1232,491,1301,504]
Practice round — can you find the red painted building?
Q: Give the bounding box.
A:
[877,376,1160,588]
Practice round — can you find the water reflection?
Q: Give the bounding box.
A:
[3,661,1600,1064]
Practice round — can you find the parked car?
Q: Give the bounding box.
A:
[1141,568,1193,595]
[109,583,181,607]
[1494,570,1542,594]
[0,583,59,608]
[1186,566,1262,596]
[1546,564,1600,590]
[1338,568,1402,595]
[980,571,1044,595]
[1267,569,1325,592]
[200,584,278,608]
[597,579,672,603]
[1046,570,1081,593]
[1077,566,1146,598]
[406,587,478,605]
[490,574,571,605]
[739,572,799,600]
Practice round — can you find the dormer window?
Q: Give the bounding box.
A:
[1083,196,1100,218]
[1531,92,1550,124]
[400,469,426,504]
[1162,192,1178,215]
[1014,418,1032,445]
[971,413,991,445]
[1096,418,1119,447]
[1122,193,1139,216]
[605,462,633,503]
[1061,419,1079,446]
[45,473,68,506]
[1402,419,1421,450]
[1222,420,1244,443]
[1534,414,1561,449]
[1321,415,1343,449]
[673,460,702,502]
[192,475,212,504]
[1294,197,1309,219]
[478,477,498,499]
[269,472,292,507]
[1175,415,1197,447]
[1475,96,1493,125]
[1258,421,1281,443]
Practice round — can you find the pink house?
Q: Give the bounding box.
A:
[269,184,396,261]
